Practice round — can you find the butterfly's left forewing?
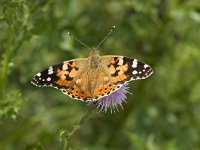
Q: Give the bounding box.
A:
[101,55,153,85]
[31,58,88,92]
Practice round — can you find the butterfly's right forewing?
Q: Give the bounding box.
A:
[102,55,153,85]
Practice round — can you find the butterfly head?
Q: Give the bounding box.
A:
[90,49,99,55]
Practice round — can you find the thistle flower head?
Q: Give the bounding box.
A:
[95,84,130,113]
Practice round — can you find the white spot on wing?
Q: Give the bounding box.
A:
[36,73,41,77]
[47,77,51,81]
[132,60,138,68]
[132,70,138,75]
[144,64,149,69]
[48,66,53,75]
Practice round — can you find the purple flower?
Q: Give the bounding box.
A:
[95,84,130,113]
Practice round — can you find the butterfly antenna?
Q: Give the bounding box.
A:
[96,25,116,49]
[67,32,92,50]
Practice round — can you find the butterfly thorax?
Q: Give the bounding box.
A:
[88,49,101,69]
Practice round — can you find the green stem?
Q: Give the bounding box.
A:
[63,103,96,150]
[0,25,13,96]
[0,50,10,96]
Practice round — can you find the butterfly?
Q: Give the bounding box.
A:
[31,49,153,101]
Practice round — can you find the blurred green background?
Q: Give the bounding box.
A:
[0,0,200,149]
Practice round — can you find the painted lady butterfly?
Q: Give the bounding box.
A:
[31,49,153,101]
[32,26,153,103]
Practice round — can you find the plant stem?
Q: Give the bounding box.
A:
[63,103,96,150]
[0,25,13,96]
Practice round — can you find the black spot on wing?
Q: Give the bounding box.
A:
[75,66,79,71]
[111,69,120,77]
[67,64,72,71]
[113,57,119,68]
[68,61,73,65]
[65,75,73,81]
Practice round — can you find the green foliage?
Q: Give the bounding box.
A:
[0,0,31,119]
[0,0,200,150]
[0,90,24,119]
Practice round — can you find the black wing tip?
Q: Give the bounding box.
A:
[130,62,153,80]
[31,74,57,88]
[146,67,153,78]
[143,64,153,78]
[31,77,41,87]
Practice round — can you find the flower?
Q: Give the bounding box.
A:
[95,83,130,113]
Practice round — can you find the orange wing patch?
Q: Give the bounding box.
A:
[55,61,79,87]
[64,84,91,101]
[103,56,129,84]
[93,83,121,99]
